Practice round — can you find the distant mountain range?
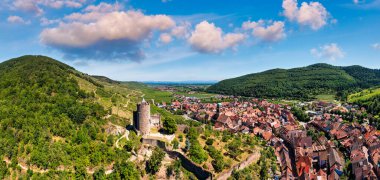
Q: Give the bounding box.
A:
[207,63,380,100]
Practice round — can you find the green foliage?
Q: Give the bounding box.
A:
[151,104,197,126]
[229,147,277,180]
[205,138,214,146]
[208,63,380,100]
[124,140,134,152]
[179,134,184,142]
[0,55,137,177]
[226,138,242,159]
[205,146,225,172]
[348,94,380,129]
[0,161,9,179]
[128,131,142,152]
[163,117,177,134]
[348,87,380,102]
[172,138,179,149]
[187,128,208,164]
[146,147,165,174]
[96,87,113,98]
[188,143,208,164]
[109,161,140,180]
[166,160,181,179]
[292,107,309,122]
[93,167,106,180]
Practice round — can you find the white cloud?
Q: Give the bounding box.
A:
[242,20,286,42]
[159,33,172,44]
[171,22,191,39]
[188,21,245,54]
[282,0,330,30]
[11,0,85,15]
[7,15,31,25]
[40,9,175,60]
[13,0,44,16]
[84,2,121,13]
[310,43,345,60]
[42,11,175,47]
[373,43,380,50]
[40,17,61,26]
[64,2,121,23]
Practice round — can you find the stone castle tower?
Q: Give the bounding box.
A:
[133,98,151,135]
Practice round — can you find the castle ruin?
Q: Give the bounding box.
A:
[133,98,161,135]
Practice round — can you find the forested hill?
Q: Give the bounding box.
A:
[0,55,142,179]
[207,63,380,100]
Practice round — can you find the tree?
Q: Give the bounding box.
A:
[0,161,9,179]
[111,161,140,179]
[74,165,88,180]
[124,140,133,152]
[292,107,309,122]
[172,138,179,149]
[163,118,177,134]
[166,160,181,179]
[206,138,214,145]
[146,147,165,174]
[226,138,242,159]
[93,167,106,180]
[206,145,225,172]
[189,143,208,164]
[106,135,114,147]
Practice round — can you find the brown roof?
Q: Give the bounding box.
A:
[262,131,273,141]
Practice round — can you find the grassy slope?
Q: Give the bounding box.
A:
[348,87,380,103]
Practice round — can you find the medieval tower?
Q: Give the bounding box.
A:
[133,98,151,135]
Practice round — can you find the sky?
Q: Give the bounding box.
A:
[0,0,380,81]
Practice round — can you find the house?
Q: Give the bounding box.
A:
[296,155,312,179]
[328,148,343,180]
[335,130,348,140]
[262,131,273,141]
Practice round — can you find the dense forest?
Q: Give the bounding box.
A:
[0,56,138,179]
[207,63,380,100]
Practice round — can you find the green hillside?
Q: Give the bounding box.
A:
[348,87,380,103]
[207,63,380,100]
[348,87,380,115]
[0,55,143,179]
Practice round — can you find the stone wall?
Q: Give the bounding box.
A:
[166,150,213,180]
[142,138,166,149]
[142,138,213,180]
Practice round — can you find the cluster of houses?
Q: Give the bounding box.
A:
[312,113,380,179]
[162,97,379,179]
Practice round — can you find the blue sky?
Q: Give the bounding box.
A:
[1,0,380,81]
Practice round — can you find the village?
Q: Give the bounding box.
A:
[158,94,380,180]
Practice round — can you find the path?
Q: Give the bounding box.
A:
[115,130,129,149]
[216,151,261,180]
[18,163,49,173]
